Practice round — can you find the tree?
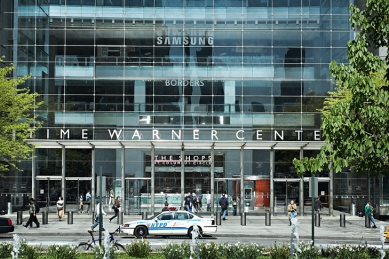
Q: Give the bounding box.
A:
[293,1,389,177]
[0,57,42,172]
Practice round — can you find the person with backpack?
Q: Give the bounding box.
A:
[219,193,229,221]
[24,198,40,228]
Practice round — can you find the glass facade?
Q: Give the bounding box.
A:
[2,0,383,217]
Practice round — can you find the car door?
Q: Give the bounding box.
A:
[171,211,191,235]
[148,212,173,235]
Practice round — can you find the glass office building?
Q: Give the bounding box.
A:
[2,0,386,217]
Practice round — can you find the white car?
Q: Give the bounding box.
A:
[121,210,217,238]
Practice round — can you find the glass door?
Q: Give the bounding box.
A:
[65,177,92,213]
[125,178,151,214]
[273,180,300,215]
[36,176,62,213]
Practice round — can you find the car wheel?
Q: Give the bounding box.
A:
[134,226,148,238]
[188,226,202,239]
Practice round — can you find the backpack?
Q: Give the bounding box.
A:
[35,203,40,213]
[220,197,228,209]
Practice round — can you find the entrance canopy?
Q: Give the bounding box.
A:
[28,139,324,150]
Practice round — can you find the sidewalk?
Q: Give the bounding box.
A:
[2,209,386,242]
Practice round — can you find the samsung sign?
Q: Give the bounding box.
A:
[155,28,214,46]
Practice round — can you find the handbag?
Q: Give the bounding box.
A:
[112,205,116,210]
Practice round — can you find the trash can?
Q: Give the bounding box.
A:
[117,211,124,225]
[315,213,320,227]
[142,211,148,220]
[17,211,23,225]
[7,202,12,214]
[265,212,271,226]
[340,213,346,227]
[365,215,371,228]
[245,202,250,212]
[241,212,246,226]
[216,212,221,225]
[67,211,73,224]
[42,211,48,225]
[351,203,356,216]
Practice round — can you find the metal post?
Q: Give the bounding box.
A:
[142,211,148,220]
[240,212,246,226]
[365,215,371,228]
[315,213,320,227]
[117,211,123,225]
[211,145,215,216]
[216,212,222,225]
[68,211,73,224]
[99,166,103,245]
[7,202,12,214]
[311,176,315,245]
[265,212,271,226]
[17,211,23,225]
[340,213,346,227]
[151,145,155,216]
[42,211,48,224]
[240,145,244,219]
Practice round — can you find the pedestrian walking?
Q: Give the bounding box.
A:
[206,192,211,212]
[314,197,323,213]
[219,193,229,220]
[56,196,64,221]
[85,190,91,214]
[24,198,40,228]
[183,192,192,212]
[109,196,121,222]
[232,195,238,216]
[109,188,114,211]
[91,200,107,231]
[194,197,201,213]
[287,200,297,225]
[365,200,377,228]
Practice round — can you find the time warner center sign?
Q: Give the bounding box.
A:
[32,128,322,141]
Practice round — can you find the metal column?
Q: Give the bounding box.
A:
[32,150,36,199]
[299,148,304,216]
[211,144,215,216]
[270,148,274,216]
[121,145,125,214]
[62,146,66,211]
[91,147,95,214]
[240,144,244,216]
[151,145,155,215]
[181,145,185,211]
[329,162,333,216]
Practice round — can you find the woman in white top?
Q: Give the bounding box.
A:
[56,196,64,221]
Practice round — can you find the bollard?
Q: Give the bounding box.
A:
[340,213,346,227]
[315,213,321,227]
[42,211,48,225]
[67,211,73,224]
[7,202,12,214]
[241,212,246,226]
[265,212,271,226]
[17,211,23,225]
[216,212,221,225]
[117,211,124,225]
[365,215,371,228]
[142,211,148,220]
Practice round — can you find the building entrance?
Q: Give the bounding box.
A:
[36,176,61,212]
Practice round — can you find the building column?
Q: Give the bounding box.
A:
[181,146,185,210]
[299,148,304,216]
[121,145,125,213]
[329,162,333,216]
[32,150,36,199]
[240,145,244,214]
[61,145,66,210]
[151,145,155,215]
[91,148,96,213]
[270,148,274,215]
[210,145,215,216]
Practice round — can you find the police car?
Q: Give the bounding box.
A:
[121,210,217,238]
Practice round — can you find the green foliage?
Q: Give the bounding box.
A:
[19,240,42,259]
[0,242,12,258]
[219,242,265,259]
[125,238,151,258]
[268,242,289,259]
[298,242,319,259]
[45,244,77,259]
[92,245,119,259]
[161,241,191,259]
[0,56,42,173]
[197,242,224,259]
[293,0,389,177]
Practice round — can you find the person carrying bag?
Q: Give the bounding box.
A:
[287,200,297,225]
